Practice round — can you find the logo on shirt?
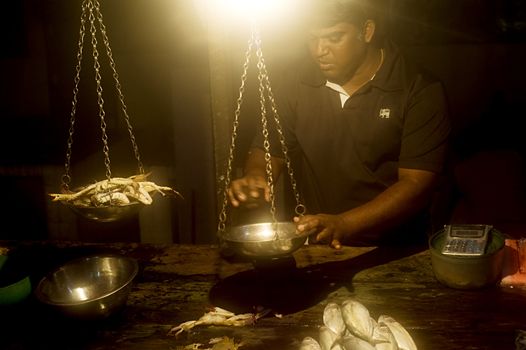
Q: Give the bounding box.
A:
[379,108,391,119]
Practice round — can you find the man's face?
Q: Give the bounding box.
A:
[307,22,367,85]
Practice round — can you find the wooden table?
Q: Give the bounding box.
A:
[1,241,525,349]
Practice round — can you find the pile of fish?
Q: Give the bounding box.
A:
[49,173,182,207]
[300,299,417,350]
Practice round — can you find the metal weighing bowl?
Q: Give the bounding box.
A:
[429,228,505,289]
[35,255,138,319]
[66,202,143,223]
[219,222,313,258]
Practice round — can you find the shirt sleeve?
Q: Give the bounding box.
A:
[399,78,451,173]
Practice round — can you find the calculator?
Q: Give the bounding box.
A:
[441,224,492,256]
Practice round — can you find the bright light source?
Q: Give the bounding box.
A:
[223,0,295,20]
[196,0,301,23]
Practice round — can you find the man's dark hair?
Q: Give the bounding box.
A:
[305,0,387,45]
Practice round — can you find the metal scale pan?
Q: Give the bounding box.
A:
[221,222,314,258]
[216,22,309,258]
[49,0,180,223]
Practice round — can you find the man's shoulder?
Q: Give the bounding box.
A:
[393,44,440,83]
[385,41,444,90]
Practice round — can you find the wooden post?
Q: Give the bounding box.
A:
[206,17,235,217]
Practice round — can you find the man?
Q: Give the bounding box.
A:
[227,0,451,248]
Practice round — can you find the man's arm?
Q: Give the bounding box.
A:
[295,167,438,248]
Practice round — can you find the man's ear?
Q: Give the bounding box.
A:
[361,19,376,43]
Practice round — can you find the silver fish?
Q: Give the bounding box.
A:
[323,302,347,337]
[341,299,376,343]
[300,336,322,350]
[341,334,376,350]
[374,328,399,350]
[319,326,344,350]
[378,315,417,350]
[375,342,399,350]
[372,323,398,349]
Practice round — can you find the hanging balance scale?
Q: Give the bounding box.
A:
[217,22,314,258]
[49,0,181,223]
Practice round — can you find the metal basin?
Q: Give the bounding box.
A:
[66,202,143,223]
[219,222,313,258]
[35,255,138,319]
[429,228,505,289]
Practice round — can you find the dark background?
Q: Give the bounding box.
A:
[1,0,525,243]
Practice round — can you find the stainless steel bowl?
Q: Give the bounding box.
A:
[35,255,138,319]
[66,202,143,223]
[219,221,313,258]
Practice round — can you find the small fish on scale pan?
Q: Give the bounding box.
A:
[48,173,182,207]
[300,299,417,350]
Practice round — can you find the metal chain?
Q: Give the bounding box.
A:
[254,30,306,216]
[217,22,308,234]
[93,0,144,175]
[217,29,255,234]
[61,0,89,192]
[61,0,145,191]
[87,0,112,181]
[254,25,278,227]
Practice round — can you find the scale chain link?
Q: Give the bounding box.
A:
[254,27,306,217]
[88,0,112,181]
[217,29,254,234]
[254,26,278,228]
[61,0,145,191]
[218,22,308,236]
[94,0,144,175]
[61,0,89,192]
[261,48,306,215]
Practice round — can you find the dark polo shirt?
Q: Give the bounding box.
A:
[254,42,450,244]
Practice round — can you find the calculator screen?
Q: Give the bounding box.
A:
[450,229,484,238]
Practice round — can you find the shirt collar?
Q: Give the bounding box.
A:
[325,81,349,107]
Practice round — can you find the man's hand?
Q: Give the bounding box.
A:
[227,148,284,208]
[227,175,270,208]
[294,214,347,249]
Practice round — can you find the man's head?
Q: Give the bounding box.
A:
[304,0,384,84]
[306,0,373,28]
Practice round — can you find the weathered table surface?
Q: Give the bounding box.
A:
[1,241,525,349]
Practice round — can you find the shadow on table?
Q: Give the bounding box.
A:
[209,245,426,315]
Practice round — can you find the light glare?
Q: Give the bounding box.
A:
[225,0,287,20]
[259,228,277,239]
[72,287,89,301]
[198,0,300,23]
